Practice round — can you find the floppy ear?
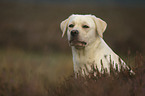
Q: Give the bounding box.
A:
[91,15,107,38]
[60,18,69,37]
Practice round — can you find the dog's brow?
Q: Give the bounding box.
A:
[69,20,74,24]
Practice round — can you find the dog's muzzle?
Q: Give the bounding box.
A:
[69,30,87,48]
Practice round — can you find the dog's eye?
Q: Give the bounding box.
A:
[82,25,89,28]
[69,24,74,28]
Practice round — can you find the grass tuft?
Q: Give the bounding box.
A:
[0,51,145,96]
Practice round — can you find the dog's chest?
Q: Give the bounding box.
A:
[72,46,113,73]
[72,49,96,71]
[74,54,95,65]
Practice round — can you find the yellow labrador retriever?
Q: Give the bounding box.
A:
[60,14,134,76]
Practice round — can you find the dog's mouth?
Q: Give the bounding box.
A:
[69,40,87,48]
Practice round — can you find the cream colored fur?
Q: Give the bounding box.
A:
[60,14,134,76]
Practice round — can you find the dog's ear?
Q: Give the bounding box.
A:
[91,15,107,38]
[60,18,69,37]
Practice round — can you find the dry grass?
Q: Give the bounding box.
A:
[0,2,145,96]
[0,50,144,96]
[0,49,73,96]
[48,53,144,96]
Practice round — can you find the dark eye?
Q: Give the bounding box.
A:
[82,25,89,28]
[69,24,74,28]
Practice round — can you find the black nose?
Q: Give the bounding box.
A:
[71,30,79,36]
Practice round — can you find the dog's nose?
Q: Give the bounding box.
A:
[71,30,79,36]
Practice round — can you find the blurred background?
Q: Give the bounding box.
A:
[0,0,145,95]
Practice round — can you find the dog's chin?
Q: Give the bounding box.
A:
[69,40,87,49]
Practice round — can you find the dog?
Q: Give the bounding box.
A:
[60,14,134,76]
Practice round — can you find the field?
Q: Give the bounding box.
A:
[0,2,145,96]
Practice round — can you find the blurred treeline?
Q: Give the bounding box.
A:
[0,2,145,55]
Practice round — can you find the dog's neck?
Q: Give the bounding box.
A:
[71,36,104,73]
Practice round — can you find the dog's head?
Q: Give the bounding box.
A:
[60,14,107,49]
